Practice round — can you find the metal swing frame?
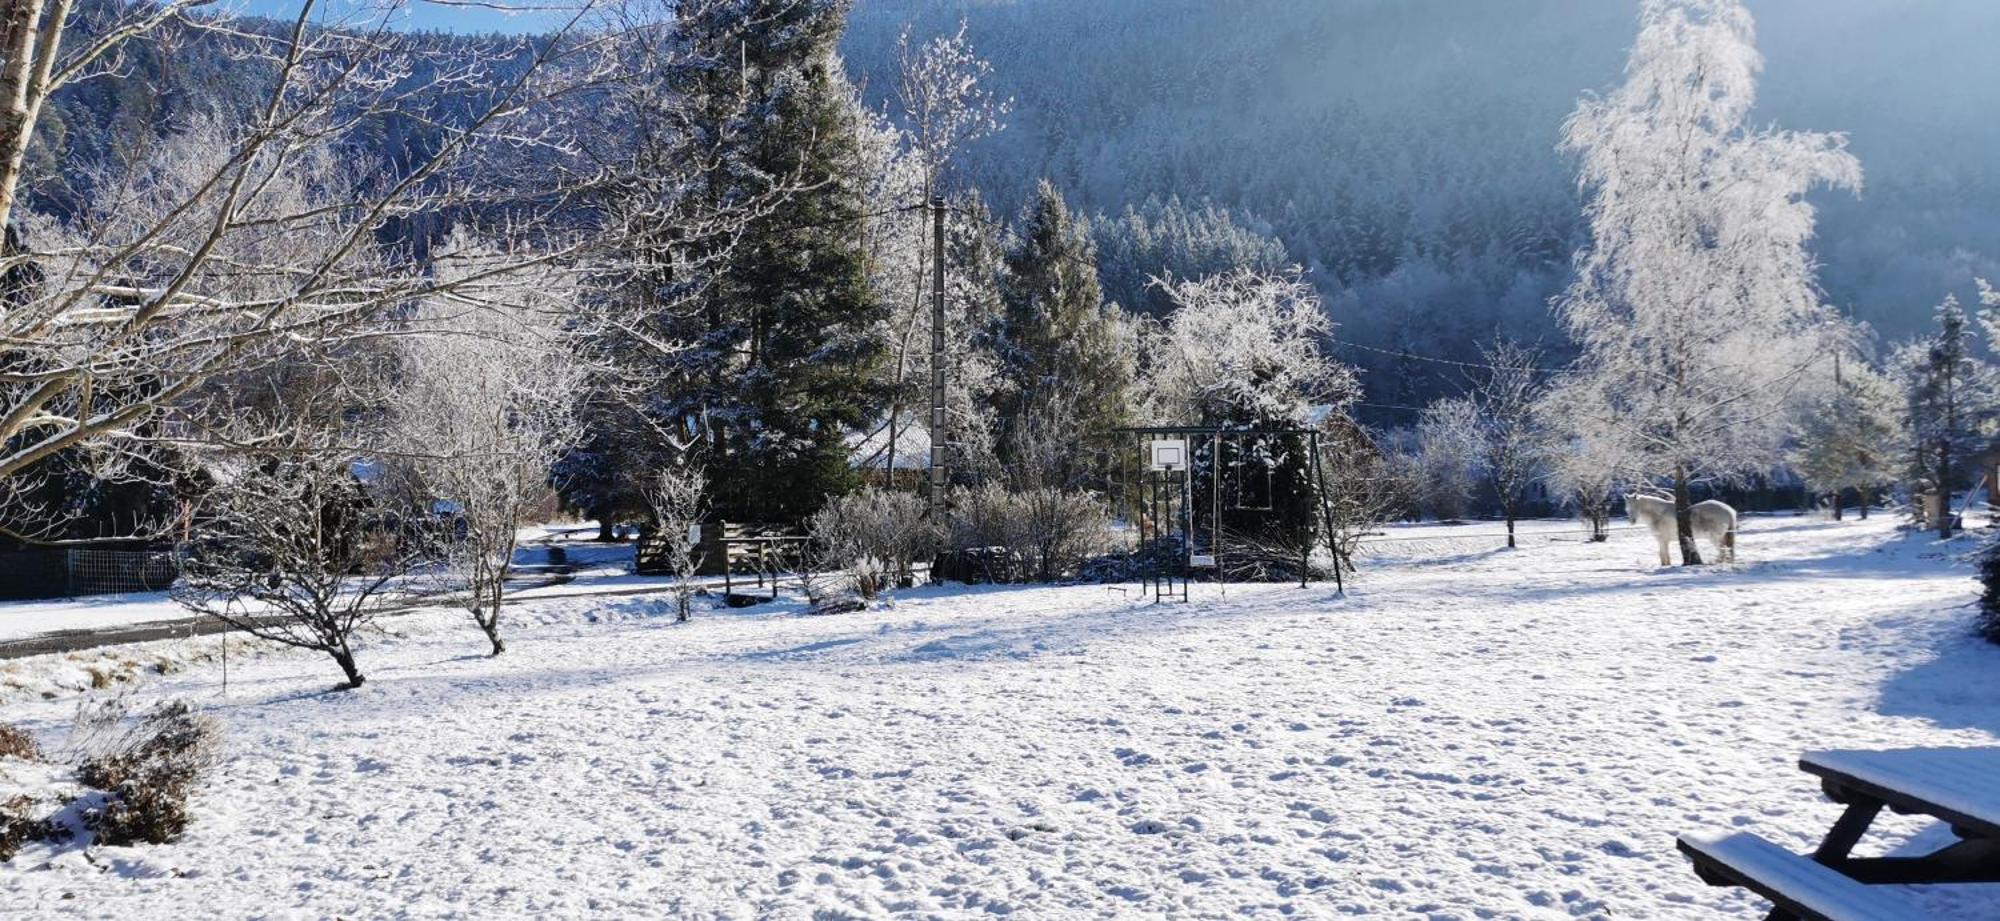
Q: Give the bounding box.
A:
[1116,425,1344,598]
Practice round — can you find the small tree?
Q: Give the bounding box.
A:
[1416,396,1486,522]
[390,241,585,655]
[1471,342,1548,547]
[1315,431,1400,574]
[176,445,413,691]
[644,460,708,622]
[1790,359,1904,520]
[1538,374,1636,542]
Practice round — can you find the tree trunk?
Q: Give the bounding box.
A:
[1831,491,1843,521]
[1859,487,1871,520]
[1504,510,1517,549]
[1673,466,1704,566]
[1940,443,1955,540]
[332,648,365,689]
[480,583,505,656]
[0,0,67,235]
[597,516,616,542]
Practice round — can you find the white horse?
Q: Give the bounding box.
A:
[1626,494,1737,566]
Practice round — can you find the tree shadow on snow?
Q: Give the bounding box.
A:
[1871,612,2000,737]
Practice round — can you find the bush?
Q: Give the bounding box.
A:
[811,489,938,599]
[0,723,41,762]
[0,795,36,862]
[72,700,221,846]
[944,483,1109,583]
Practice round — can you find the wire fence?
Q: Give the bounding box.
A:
[0,548,180,601]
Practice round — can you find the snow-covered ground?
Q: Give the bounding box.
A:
[2,514,1997,919]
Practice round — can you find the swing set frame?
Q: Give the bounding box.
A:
[1115,425,1345,599]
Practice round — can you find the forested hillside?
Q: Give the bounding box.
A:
[38,0,2000,413]
[844,0,2000,408]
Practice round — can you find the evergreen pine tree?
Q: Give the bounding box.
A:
[991,180,1135,488]
[1896,295,1995,538]
[666,0,886,522]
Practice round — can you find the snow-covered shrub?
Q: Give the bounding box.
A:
[940,483,1025,583]
[0,793,48,862]
[1014,487,1111,582]
[943,483,1109,583]
[810,488,939,597]
[0,723,45,861]
[71,700,220,846]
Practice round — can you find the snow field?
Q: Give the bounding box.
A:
[0,515,1996,919]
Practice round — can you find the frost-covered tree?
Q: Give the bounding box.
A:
[1144,269,1359,428]
[1470,342,1549,548]
[1416,396,1485,523]
[0,1,606,510]
[1790,359,1903,520]
[1558,0,1861,564]
[644,458,708,622]
[625,0,885,523]
[1537,373,1635,541]
[873,22,1009,488]
[173,385,415,691]
[1144,268,1358,552]
[389,242,585,656]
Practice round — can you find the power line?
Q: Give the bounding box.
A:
[1326,337,1571,376]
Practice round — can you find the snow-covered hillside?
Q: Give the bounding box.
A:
[1,516,1996,919]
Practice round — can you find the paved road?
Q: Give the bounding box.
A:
[0,567,589,661]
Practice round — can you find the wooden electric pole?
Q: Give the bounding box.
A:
[927,196,948,526]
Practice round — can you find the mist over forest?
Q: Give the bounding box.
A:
[843,0,2000,412]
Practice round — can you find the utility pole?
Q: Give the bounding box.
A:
[927,196,948,527]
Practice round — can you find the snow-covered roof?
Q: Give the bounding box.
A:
[846,415,931,471]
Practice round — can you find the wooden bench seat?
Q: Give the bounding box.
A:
[1676,831,1940,921]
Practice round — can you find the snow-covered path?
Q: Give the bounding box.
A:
[3,516,1997,919]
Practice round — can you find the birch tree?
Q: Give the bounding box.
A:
[1558,0,1860,564]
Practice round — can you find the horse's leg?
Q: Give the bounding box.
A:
[1657,532,1672,566]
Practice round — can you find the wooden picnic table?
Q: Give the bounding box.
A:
[1798,747,2000,885]
[1677,746,2000,921]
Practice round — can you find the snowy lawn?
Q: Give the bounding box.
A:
[2,515,1998,919]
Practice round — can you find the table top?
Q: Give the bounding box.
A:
[1801,747,2000,838]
